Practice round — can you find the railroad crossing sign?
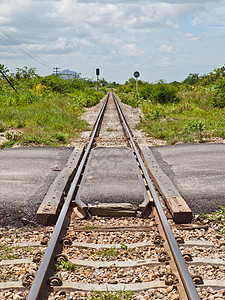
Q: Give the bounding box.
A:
[134,71,140,78]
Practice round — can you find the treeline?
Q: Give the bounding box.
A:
[116,65,225,109]
[0,63,224,146]
[0,65,104,107]
[114,65,225,144]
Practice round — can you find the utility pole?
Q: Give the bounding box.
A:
[0,69,18,93]
[53,67,60,76]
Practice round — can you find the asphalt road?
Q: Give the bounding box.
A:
[151,143,225,214]
[78,147,147,206]
[0,144,224,227]
[0,147,73,227]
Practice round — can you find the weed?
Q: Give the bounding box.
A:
[0,244,19,261]
[182,120,205,133]
[201,205,225,235]
[0,74,102,146]
[0,122,5,132]
[55,259,77,271]
[212,79,225,108]
[210,205,225,221]
[88,290,133,299]
[5,130,23,141]
[106,127,117,132]
[95,245,129,258]
[96,247,120,258]
[120,243,128,250]
[0,140,15,149]
[0,270,16,282]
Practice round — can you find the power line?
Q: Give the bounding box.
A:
[0,35,34,67]
[0,27,53,70]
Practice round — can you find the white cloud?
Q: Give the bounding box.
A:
[155,56,174,67]
[0,0,224,82]
[184,33,199,42]
[121,43,145,57]
[158,44,173,54]
[192,5,225,27]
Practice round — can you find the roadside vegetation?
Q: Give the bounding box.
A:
[116,65,225,145]
[0,65,105,148]
[1,64,225,147]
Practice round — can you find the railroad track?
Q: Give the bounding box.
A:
[1,92,225,299]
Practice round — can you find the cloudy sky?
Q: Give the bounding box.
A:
[0,0,225,83]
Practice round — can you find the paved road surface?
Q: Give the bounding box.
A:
[0,147,73,227]
[151,143,225,214]
[0,144,224,227]
[78,147,147,206]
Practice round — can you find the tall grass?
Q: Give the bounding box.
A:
[137,96,225,144]
[117,82,225,145]
[0,74,104,147]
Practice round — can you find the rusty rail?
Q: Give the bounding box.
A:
[27,93,109,300]
[112,92,200,300]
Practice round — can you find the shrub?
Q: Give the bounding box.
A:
[153,83,179,104]
[139,82,179,104]
[182,120,205,133]
[211,79,225,108]
[0,122,5,132]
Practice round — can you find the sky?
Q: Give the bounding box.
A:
[0,0,225,83]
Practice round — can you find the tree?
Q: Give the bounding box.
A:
[0,64,9,76]
[15,66,38,80]
[183,73,200,85]
[100,78,108,87]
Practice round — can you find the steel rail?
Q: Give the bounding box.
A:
[27,93,110,300]
[112,92,200,300]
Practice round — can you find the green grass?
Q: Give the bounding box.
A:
[106,127,118,132]
[0,270,16,282]
[136,90,225,145]
[201,205,225,235]
[95,247,121,258]
[0,74,105,147]
[0,244,34,261]
[55,259,77,271]
[88,291,133,300]
[115,73,225,145]
[0,95,91,146]
[0,244,19,261]
[0,140,15,149]
[95,245,129,258]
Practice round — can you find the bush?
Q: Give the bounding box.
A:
[139,82,179,104]
[40,75,86,94]
[212,79,225,108]
[182,120,205,133]
[0,122,5,132]
[153,83,179,104]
